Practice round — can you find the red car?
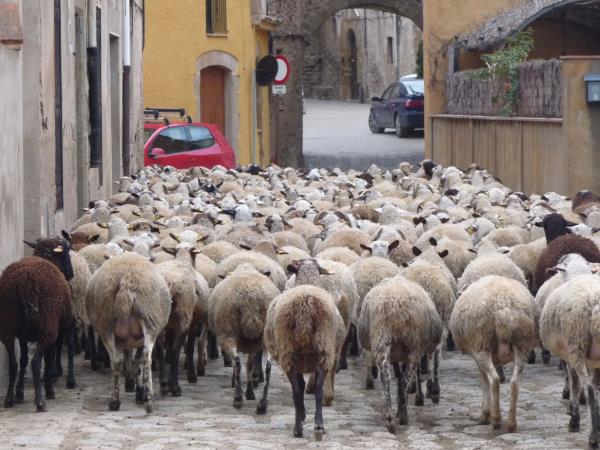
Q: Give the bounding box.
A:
[144,112,236,169]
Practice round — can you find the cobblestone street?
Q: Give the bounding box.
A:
[0,350,587,449]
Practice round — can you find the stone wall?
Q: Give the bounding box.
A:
[304,10,421,102]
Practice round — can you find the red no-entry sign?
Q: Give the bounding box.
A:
[273,55,290,85]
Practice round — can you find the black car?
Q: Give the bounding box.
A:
[369,79,424,137]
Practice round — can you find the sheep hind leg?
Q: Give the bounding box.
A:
[252,350,263,387]
[154,334,168,396]
[541,345,551,364]
[378,350,395,433]
[305,372,316,395]
[477,363,492,425]
[207,330,219,360]
[168,333,184,397]
[324,356,337,406]
[256,356,271,414]
[233,352,243,408]
[314,367,326,441]
[124,350,135,393]
[65,326,76,389]
[349,324,360,356]
[479,354,501,429]
[135,347,144,404]
[393,362,409,425]
[43,346,56,400]
[364,350,375,390]
[103,336,122,412]
[289,371,305,438]
[196,322,207,377]
[414,363,425,406]
[427,349,441,404]
[507,349,525,433]
[184,322,197,383]
[31,344,46,412]
[245,352,256,401]
[568,364,582,432]
[141,335,156,414]
[15,338,28,403]
[577,365,600,449]
[53,333,64,378]
[88,327,99,371]
[3,339,17,408]
[338,334,349,370]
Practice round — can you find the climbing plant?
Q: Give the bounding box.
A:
[474,29,535,116]
[415,41,424,79]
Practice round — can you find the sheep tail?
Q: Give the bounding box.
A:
[287,295,326,352]
[240,299,264,341]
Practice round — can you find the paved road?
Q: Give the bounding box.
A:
[0,349,588,449]
[303,99,424,172]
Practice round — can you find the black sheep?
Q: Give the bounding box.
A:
[0,237,75,411]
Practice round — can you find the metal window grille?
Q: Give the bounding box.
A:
[206,0,227,34]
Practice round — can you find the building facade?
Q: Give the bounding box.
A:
[144,0,275,167]
[304,10,421,102]
[0,0,145,382]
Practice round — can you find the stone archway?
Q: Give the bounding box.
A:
[195,51,240,158]
[267,0,422,168]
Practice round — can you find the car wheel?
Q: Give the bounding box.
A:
[395,114,410,138]
[369,112,384,134]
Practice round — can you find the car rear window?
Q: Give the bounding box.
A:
[404,80,424,95]
[188,126,216,150]
[152,127,188,154]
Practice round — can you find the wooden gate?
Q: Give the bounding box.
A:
[200,66,226,134]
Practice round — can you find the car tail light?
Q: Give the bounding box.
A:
[406,99,424,110]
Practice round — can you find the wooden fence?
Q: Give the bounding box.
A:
[446,59,562,118]
[430,114,565,195]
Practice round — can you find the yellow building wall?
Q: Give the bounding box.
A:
[143,0,271,166]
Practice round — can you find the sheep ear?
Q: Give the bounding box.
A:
[388,240,400,252]
[318,266,334,275]
[88,201,96,209]
[150,226,161,233]
[97,222,109,229]
[88,234,100,243]
[23,240,37,249]
[401,262,410,268]
[262,271,271,277]
[412,246,422,257]
[276,249,289,255]
[239,244,252,251]
[132,210,141,217]
[546,266,564,276]
[169,233,181,243]
[472,213,481,218]
[197,235,209,243]
[412,217,421,225]
[287,263,299,274]
[163,247,177,256]
[468,248,477,254]
[534,220,544,228]
[123,239,135,247]
[360,244,372,253]
[429,237,438,247]
[565,221,578,227]
[61,230,72,242]
[438,249,449,258]
[252,212,265,218]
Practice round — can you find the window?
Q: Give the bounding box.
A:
[188,126,216,150]
[381,85,396,100]
[88,7,103,172]
[387,37,394,64]
[206,0,227,34]
[151,127,188,154]
[404,80,424,95]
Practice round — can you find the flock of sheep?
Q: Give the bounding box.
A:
[3,160,600,445]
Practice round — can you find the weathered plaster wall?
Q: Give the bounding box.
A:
[563,57,600,195]
[0,0,24,385]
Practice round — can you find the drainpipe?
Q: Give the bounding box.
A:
[87,1,96,47]
[395,14,401,80]
[122,0,131,175]
[251,70,258,165]
[363,8,368,102]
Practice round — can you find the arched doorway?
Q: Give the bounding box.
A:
[200,66,226,135]
[195,51,240,156]
[347,29,359,100]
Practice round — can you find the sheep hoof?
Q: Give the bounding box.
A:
[245,390,255,401]
[478,414,490,425]
[170,385,182,397]
[527,350,536,364]
[542,351,551,364]
[108,399,121,411]
[144,401,154,414]
[233,396,243,409]
[580,392,588,406]
[589,439,599,450]
[223,355,233,367]
[492,420,501,430]
[324,396,333,407]
[415,394,424,406]
[125,379,135,392]
[506,423,517,433]
[160,383,169,396]
[45,391,56,400]
[66,379,76,389]
[385,417,396,434]
[187,373,198,384]
[91,361,100,372]
[338,359,348,370]
[15,390,24,403]
[256,399,268,415]
[559,360,566,371]
[366,378,374,390]
[314,425,324,441]
[562,387,570,400]
[4,398,14,408]
[36,402,47,412]
[371,366,379,379]
[135,387,144,404]
[568,418,580,433]
[197,367,205,377]
[431,394,440,404]
[293,426,303,438]
[408,381,417,394]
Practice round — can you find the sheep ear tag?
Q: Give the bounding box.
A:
[53,246,64,253]
[466,226,476,235]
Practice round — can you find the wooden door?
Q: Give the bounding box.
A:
[201,66,226,134]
